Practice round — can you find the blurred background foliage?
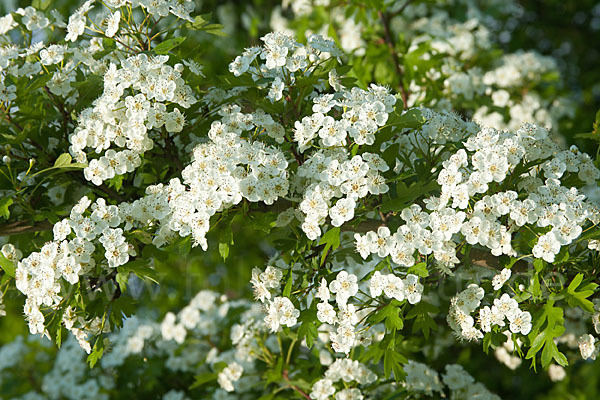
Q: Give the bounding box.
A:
[0,0,598,399]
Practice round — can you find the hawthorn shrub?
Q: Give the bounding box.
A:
[0,1,599,399]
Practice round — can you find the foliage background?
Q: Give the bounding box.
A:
[0,0,598,399]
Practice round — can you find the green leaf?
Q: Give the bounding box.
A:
[115,271,128,292]
[153,37,186,55]
[369,303,404,333]
[131,229,153,245]
[0,197,13,219]
[27,73,52,92]
[318,227,340,265]
[565,273,597,313]
[0,253,15,277]
[381,180,439,213]
[218,227,234,261]
[533,258,545,273]
[189,13,212,29]
[385,108,425,130]
[383,349,406,380]
[190,372,218,389]
[87,337,105,368]
[526,301,568,369]
[405,302,438,339]
[53,153,72,168]
[407,262,428,278]
[567,273,584,294]
[178,236,191,256]
[483,331,507,354]
[117,260,159,285]
[282,271,293,298]
[297,312,318,349]
[93,38,117,60]
[219,242,230,261]
[32,0,52,10]
[201,24,227,37]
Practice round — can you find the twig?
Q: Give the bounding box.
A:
[282,370,312,400]
[0,220,52,236]
[164,135,184,173]
[378,11,409,108]
[69,172,126,202]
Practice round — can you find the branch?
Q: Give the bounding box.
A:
[247,201,528,271]
[282,370,312,400]
[164,135,184,173]
[0,220,52,236]
[378,10,409,108]
[463,247,529,272]
[389,0,416,18]
[69,172,126,202]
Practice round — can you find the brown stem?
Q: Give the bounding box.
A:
[282,370,312,400]
[378,10,409,108]
[164,135,184,173]
[0,220,53,236]
[389,0,416,18]
[69,172,126,202]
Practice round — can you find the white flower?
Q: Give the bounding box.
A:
[508,310,532,335]
[260,266,282,289]
[265,297,299,332]
[165,108,185,133]
[329,271,358,306]
[354,233,372,259]
[578,334,597,360]
[383,274,405,301]
[311,379,336,400]
[316,278,330,301]
[479,306,492,332]
[40,45,66,65]
[1,243,23,262]
[548,364,566,382]
[317,302,337,324]
[335,388,363,400]
[403,274,424,304]
[251,268,270,302]
[457,284,485,314]
[160,312,186,344]
[329,69,344,92]
[66,12,86,42]
[493,293,519,320]
[369,271,386,297]
[492,268,511,291]
[329,198,356,227]
[442,364,474,391]
[105,10,121,37]
[532,232,561,263]
[218,362,243,392]
[268,77,284,102]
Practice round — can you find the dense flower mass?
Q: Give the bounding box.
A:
[0,0,599,399]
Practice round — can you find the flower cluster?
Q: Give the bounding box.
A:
[0,0,599,394]
[229,32,342,91]
[150,104,290,249]
[294,84,397,149]
[66,0,195,44]
[73,53,197,185]
[357,121,600,273]
[298,151,389,239]
[14,196,133,338]
[369,270,424,304]
[253,259,425,357]
[310,358,377,400]
[251,266,300,332]
[448,284,532,342]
